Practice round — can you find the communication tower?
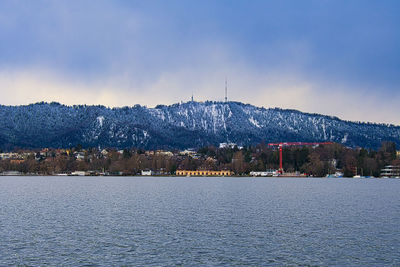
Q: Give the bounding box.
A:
[225,78,228,102]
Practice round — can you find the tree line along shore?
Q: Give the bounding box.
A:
[0,142,399,177]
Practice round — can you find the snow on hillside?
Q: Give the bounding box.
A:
[0,101,398,150]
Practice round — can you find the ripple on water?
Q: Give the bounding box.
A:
[0,176,399,266]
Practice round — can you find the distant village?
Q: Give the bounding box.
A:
[0,142,399,178]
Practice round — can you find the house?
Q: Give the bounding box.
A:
[179,149,200,159]
[219,143,243,150]
[156,150,173,157]
[0,171,23,176]
[141,170,154,176]
[380,165,400,178]
[145,151,155,156]
[101,149,109,157]
[179,149,196,156]
[40,148,49,157]
[74,152,85,161]
[0,153,19,160]
[250,170,278,177]
[70,171,86,176]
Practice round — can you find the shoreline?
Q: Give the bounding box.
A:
[0,174,386,179]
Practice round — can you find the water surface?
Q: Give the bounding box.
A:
[0,177,399,266]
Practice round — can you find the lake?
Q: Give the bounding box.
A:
[0,177,399,266]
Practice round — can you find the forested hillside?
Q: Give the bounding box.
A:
[0,101,399,150]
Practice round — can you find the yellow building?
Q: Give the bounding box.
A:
[176,170,232,176]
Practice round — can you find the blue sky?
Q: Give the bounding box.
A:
[0,0,399,124]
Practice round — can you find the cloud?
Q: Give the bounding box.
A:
[0,1,399,125]
[0,66,399,125]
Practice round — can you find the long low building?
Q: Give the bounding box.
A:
[176,170,232,176]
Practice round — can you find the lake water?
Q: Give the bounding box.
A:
[0,177,399,266]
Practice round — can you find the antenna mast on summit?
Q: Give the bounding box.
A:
[225,78,228,102]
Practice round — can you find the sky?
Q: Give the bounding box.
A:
[0,0,399,124]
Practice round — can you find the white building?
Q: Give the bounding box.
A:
[0,153,19,160]
[74,152,85,161]
[380,165,400,178]
[219,143,243,150]
[156,150,174,156]
[70,171,86,176]
[250,170,278,177]
[141,170,154,176]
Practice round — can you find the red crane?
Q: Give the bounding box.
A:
[268,142,334,174]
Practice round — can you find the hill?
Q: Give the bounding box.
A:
[0,101,399,150]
